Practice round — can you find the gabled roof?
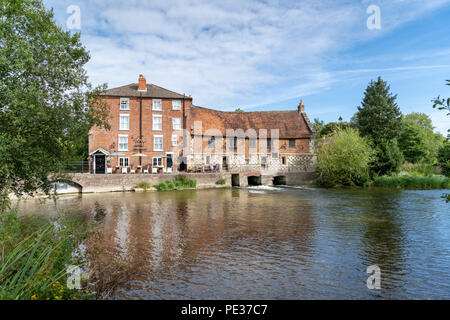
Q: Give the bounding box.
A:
[190,106,314,139]
[102,83,192,99]
[89,147,110,156]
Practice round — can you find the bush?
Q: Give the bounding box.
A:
[438,141,450,177]
[316,127,374,186]
[134,182,151,190]
[371,139,404,176]
[154,176,197,191]
[399,162,439,176]
[374,175,449,189]
[216,178,226,185]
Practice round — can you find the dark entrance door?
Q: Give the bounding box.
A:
[166,154,173,168]
[95,155,106,174]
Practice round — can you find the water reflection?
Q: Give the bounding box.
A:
[16,187,450,299]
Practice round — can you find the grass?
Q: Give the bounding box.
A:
[373,175,450,189]
[215,178,226,185]
[154,175,197,191]
[0,208,95,300]
[134,182,151,190]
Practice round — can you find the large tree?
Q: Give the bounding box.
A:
[354,77,402,142]
[354,77,403,174]
[0,0,109,199]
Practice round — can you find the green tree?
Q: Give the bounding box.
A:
[438,141,450,177]
[317,121,352,138]
[316,128,374,186]
[371,139,404,176]
[399,113,445,164]
[432,79,450,137]
[398,117,429,163]
[0,0,109,199]
[235,108,244,113]
[354,77,403,142]
[312,118,325,139]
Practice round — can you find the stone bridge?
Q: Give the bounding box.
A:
[53,171,316,194]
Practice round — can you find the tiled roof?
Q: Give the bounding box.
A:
[190,106,314,138]
[102,83,191,99]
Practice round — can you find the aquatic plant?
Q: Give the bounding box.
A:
[216,178,226,185]
[154,175,197,191]
[373,175,449,189]
[0,209,94,300]
[134,182,151,190]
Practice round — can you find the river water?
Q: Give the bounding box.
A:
[18,187,450,299]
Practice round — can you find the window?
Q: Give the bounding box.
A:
[289,139,295,148]
[208,136,215,148]
[154,135,163,151]
[249,138,257,149]
[153,115,162,131]
[267,138,272,150]
[119,157,129,167]
[120,98,129,110]
[206,155,210,165]
[119,114,129,131]
[172,117,181,130]
[152,99,162,111]
[118,135,128,151]
[153,157,163,167]
[261,156,267,164]
[228,137,237,151]
[272,152,279,159]
[172,100,181,110]
[282,156,287,165]
[172,134,178,146]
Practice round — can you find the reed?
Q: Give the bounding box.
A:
[373,175,449,189]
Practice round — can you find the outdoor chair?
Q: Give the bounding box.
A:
[106,167,113,174]
[166,167,172,173]
[121,167,128,174]
[143,166,149,174]
[130,166,136,174]
[152,167,158,174]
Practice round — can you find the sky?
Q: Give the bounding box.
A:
[43,0,450,134]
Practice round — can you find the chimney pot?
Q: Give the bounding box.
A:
[298,99,304,112]
[138,74,147,91]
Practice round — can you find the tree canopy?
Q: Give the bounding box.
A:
[0,0,109,198]
[354,76,402,142]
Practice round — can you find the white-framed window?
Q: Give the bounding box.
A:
[172,100,181,110]
[205,155,210,165]
[154,135,163,151]
[120,98,130,110]
[119,157,129,167]
[153,157,163,167]
[153,115,162,131]
[172,134,178,146]
[172,117,181,130]
[118,134,128,151]
[208,136,215,148]
[119,114,129,131]
[152,99,162,111]
[249,138,257,149]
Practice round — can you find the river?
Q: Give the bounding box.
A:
[17,187,450,299]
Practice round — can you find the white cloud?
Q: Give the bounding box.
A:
[43,0,450,110]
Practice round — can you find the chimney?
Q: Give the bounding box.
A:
[138,74,147,91]
[298,99,304,112]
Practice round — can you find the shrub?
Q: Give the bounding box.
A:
[153,176,197,191]
[134,182,151,190]
[438,141,450,177]
[370,139,404,176]
[316,127,374,187]
[400,162,439,176]
[216,178,226,185]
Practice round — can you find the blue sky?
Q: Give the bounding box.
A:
[44,0,450,134]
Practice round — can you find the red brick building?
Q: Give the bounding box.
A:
[88,75,315,174]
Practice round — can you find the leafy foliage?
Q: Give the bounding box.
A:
[154,175,197,190]
[374,175,449,189]
[437,141,450,177]
[216,178,226,185]
[0,0,109,198]
[370,139,404,176]
[354,77,403,142]
[316,128,374,186]
[432,79,450,137]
